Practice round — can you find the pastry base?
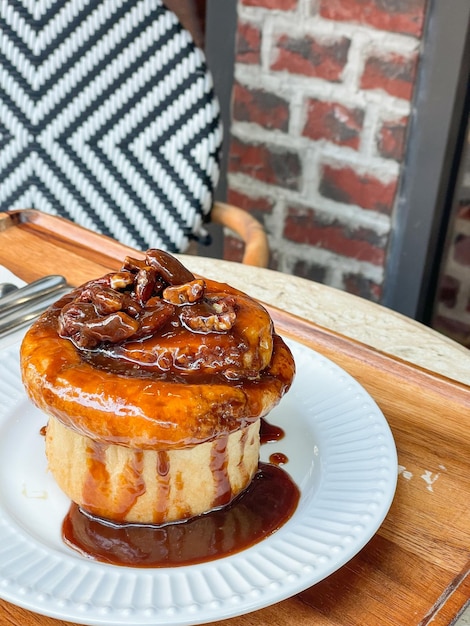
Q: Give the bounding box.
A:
[45,416,260,524]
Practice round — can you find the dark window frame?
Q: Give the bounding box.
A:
[200,0,237,258]
[383,0,470,322]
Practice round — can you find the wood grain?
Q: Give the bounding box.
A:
[0,210,469,626]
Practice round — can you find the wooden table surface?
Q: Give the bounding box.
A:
[0,210,469,626]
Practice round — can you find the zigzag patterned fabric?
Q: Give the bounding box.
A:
[0,0,223,253]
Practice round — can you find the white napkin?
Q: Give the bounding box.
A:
[0,266,26,288]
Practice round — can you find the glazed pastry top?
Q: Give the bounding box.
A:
[20,250,295,449]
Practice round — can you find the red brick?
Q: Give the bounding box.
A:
[227,189,274,214]
[236,22,261,64]
[319,0,426,38]
[303,98,364,149]
[432,316,470,349]
[224,190,272,232]
[361,51,418,100]
[271,34,350,81]
[319,164,397,213]
[377,115,409,160]
[232,82,290,131]
[458,201,470,220]
[241,0,297,8]
[454,234,470,266]
[228,137,302,190]
[437,275,460,308]
[223,234,244,263]
[283,205,386,265]
[292,259,327,283]
[343,273,382,301]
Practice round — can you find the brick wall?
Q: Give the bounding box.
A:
[223,0,427,303]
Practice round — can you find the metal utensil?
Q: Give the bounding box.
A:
[0,283,19,298]
[0,275,67,316]
[0,286,70,337]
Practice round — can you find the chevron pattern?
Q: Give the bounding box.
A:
[0,0,222,253]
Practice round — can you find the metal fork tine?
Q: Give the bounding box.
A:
[0,286,71,337]
[0,275,67,315]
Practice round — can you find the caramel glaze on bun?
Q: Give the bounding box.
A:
[20,250,295,523]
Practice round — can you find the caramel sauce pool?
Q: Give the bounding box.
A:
[62,418,299,567]
[62,462,299,567]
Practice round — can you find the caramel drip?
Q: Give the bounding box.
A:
[269,452,289,466]
[153,451,171,524]
[82,441,111,518]
[117,450,146,520]
[210,434,231,508]
[259,417,285,444]
[237,427,250,484]
[174,471,191,520]
[82,443,146,521]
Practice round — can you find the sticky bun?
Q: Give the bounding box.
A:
[20,250,295,524]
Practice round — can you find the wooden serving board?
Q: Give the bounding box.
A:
[0,209,469,626]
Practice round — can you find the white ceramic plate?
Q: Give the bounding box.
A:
[0,335,397,626]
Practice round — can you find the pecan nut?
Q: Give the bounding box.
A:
[163,279,205,305]
[146,249,195,285]
[179,297,237,333]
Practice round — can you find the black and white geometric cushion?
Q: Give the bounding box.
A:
[0,0,223,253]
